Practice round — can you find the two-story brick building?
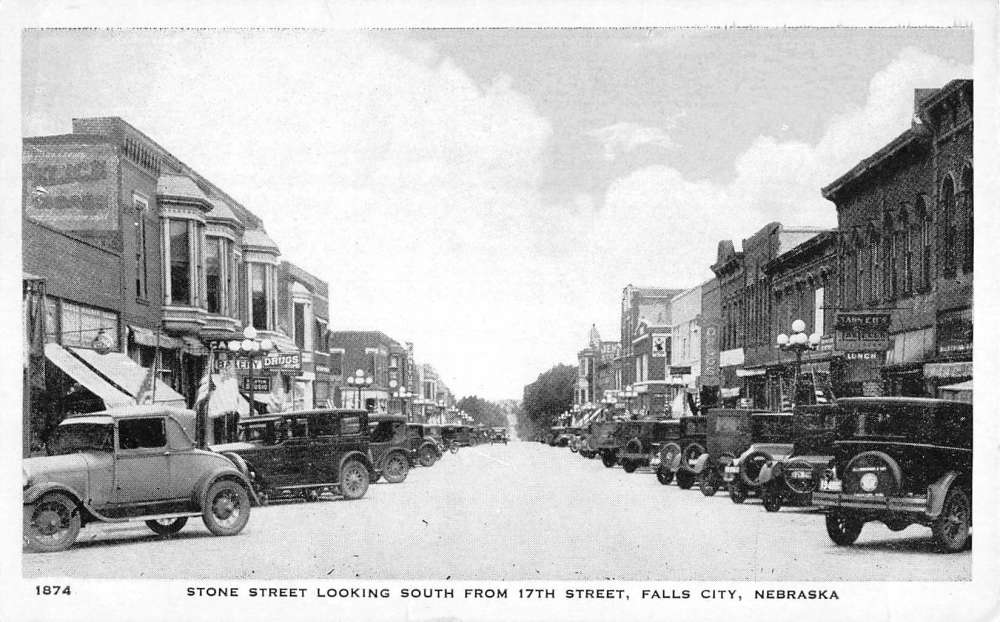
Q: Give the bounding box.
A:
[821,79,973,397]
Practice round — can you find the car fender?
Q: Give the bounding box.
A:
[925,471,962,519]
[23,481,86,506]
[192,468,258,508]
[690,453,711,474]
[340,450,372,472]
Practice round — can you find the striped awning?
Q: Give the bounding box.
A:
[44,344,134,408]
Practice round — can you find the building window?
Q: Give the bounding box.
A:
[855,242,865,305]
[205,237,226,314]
[961,165,973,272]
[942,176,957,276]
[920,196,933,291]
[168,220,192,305]
[813,287,825,336]
[58,299,119,350]
[882,229,895,300]
[133,195,149,300]
[293,301,306,350]
[250,263,270,330]
[903,225,913,295]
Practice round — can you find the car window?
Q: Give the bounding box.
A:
[118,418,166,449]
[715,417,738,433]
[49,423,114,455]
[341,416,361,435]
[310,416,339,437]
[371,421,395,442]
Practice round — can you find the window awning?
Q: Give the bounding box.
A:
[44,343,134,408]
[69,347,187,407]
[129,325,181,349]
[924,361,973,379]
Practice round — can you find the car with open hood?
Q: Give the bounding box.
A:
[23,405,255,552]
[812,397,972,553]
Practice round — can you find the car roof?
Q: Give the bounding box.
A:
[369,414,408,423]
[278,408,368,419]
[66,404,195,421]
[837,396,970,409]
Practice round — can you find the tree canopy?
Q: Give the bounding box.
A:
[519,363,576,438]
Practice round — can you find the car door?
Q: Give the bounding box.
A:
[113,417,172,504]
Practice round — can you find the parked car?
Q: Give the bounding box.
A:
[406,423,442,466]
[211,409,373,504]
[812,397,972,553]
[594,420,628,468]
[489,427,509,444]
[618,420,680,473]
[689,408,790,499]
[654,415,707,488]
[552,426,576,447]
[577,422,599,459]
[757,404,843,512]
[23,405,254,552]
[442,424,472,449]
[424,424,452,455]
[368,414,413,483]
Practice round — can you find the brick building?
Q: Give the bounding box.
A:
[574,324,620,411]
[329,330,401,412]
[699,276,722,409]
[667,281,707,415]
[618,285,684,416]
[278,260,331,409]
[22,117,313,447]
[711,223,826,406]
[822,79,973,397]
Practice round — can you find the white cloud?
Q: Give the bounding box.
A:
[587,120,679,161]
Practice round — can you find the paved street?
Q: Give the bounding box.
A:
[24,440,970,580]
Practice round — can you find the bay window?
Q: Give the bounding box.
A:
[250,263,269,330]
[169,220,191,305]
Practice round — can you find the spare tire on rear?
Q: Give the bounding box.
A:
[842,450,903,496]
[659,442,682,472]
[740,450,774,487]
[679,442,705,472]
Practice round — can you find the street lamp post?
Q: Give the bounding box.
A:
[346,369,374,411]
[776,318,821,408]
[228,326,274,416]
[394,386,412,420]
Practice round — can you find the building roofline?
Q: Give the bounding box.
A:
[763,229,838,274]
[821,127,928,201]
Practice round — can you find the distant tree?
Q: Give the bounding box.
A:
[520,363,576,438]
[457,395,507,428]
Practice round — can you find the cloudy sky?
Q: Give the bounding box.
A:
[21,28,971,399]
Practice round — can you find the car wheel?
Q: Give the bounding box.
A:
[569,444,579,453]
[340,460,370,500]
[932,487,971,553]
[146,517,188,535]
[202,480,251,536]
[622,459,638,473]
[675,470,695,490]
[418,446,436,467]
[449,443,459,454]
[699,472,718,497]
[761,491,782,512]
[384,452,410,484]
[729,483,747,504]
[601,451,617,468]
[825,512,863,546]
[23,492,81,553]
[257,491,270,507]
[884,518,910,532]
[303,489,320,502]
[656,465,674,485]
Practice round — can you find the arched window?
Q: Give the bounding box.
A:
[961,165,973,272]
[882,213,895,300]
[898,206,912,296]
[917,194,933,291]
[941,175,957,276]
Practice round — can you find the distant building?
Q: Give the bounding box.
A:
[619,284,685,416]
[328,330,401,413]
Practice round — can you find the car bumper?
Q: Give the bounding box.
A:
[812,491,929,514]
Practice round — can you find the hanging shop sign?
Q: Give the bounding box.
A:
[668,366,692,376]
[213,351,302,372]
[652,335,668,358]
[240,376,271,392]
[936,308,972,358]
[834,312,890,352]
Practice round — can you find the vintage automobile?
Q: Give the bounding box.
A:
[654,415,707,488]
[211,409,374,504]
[441,424,472,451]
[368,414,413,483]
[406,423,442,466]
[23,405,255,553]
[812,397,972,553]
[424,424,451,455]
[618,420,680,473]
[552,426,577,447]
[689,408,791,499]
[593,420,627,467]
[489,427,509,445]
[756,404,843,512]
[576,422,599,459]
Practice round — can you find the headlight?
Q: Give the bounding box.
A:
[860,472,879,492]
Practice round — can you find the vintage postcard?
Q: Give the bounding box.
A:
[3,1,998,621]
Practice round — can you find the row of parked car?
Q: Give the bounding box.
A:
[541,396,972,553]
[22,405,509,552]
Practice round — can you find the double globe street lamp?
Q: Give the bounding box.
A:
[227,326,274,416]
[346,369,374,411]
[776,319,821,407]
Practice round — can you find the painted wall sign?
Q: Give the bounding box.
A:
[23,142,118,231]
